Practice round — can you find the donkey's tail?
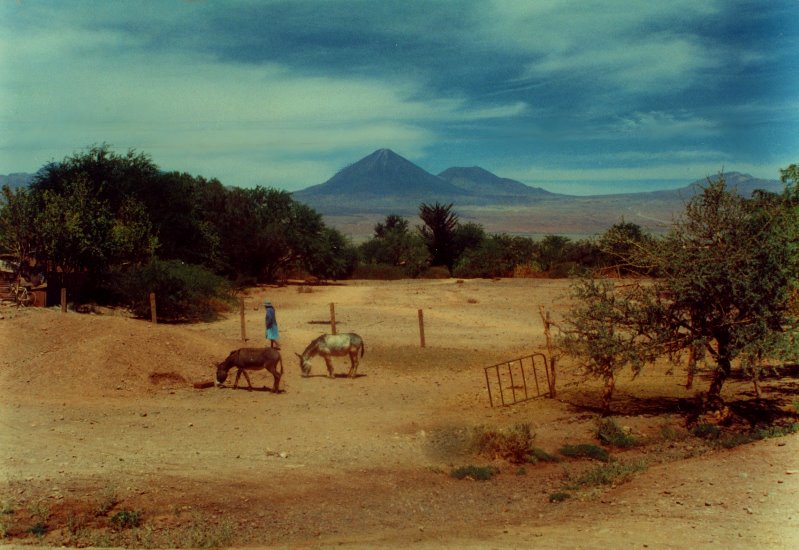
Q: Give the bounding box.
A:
[360,341,365,357]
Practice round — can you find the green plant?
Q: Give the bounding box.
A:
[549,491,571,503]
[117,259,234,321]
[691,422,721,439]
[29,521,48,537]
[450,465,500,481]
[559,443,610,462]
[568,459,648,489]
[597,417,638,448]
[110,509,142,529]
[94,486,119,516]
[472,423,537,464]
[529,447,560,463]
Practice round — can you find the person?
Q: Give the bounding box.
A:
[264,300,280,349]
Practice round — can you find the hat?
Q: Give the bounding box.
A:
[263,300,272,306]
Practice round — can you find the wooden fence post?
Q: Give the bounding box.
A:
[330,302,337,334]
[539,305,556,397]
[60,287,67,313]
[149,292,157,324]
[240,298,247,342]
[418,309,426,348]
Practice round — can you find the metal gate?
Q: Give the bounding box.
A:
[484,353,551,407]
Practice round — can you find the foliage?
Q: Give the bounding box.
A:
[559,443,610,462]
[565,171,799,408]
[117,259,234,321]
[597,417,639,448]
[109,510,142,530]
[558,278,658,412]
[358,214,429,277]
[418,202,459,270]
[567,459,648,488]
[449,465,500,481]
[471,423,537,464]
[0,185,38,269]
[548,491,571,503]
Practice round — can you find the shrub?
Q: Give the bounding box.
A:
[472,423,537,464]
[559,443,610,462]
[597,418,638,448]
[116,259,234,321]
[549,491,571,503]
[109,509,141,529]
[450,465,500,481]
[691,423,721,440]
[569,459,648,488]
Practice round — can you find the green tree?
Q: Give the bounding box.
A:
[591,173,799,407]
[360,214,430,276]
[0,185,38,272]
[418,202,459,270]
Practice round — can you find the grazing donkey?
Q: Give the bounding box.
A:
[216,347,283,393]
[295,333,365,378]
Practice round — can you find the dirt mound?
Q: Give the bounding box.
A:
[0,306,228,398]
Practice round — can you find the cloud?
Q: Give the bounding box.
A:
[0,13,525,189]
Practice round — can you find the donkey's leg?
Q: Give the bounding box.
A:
[233,369,243,389]
[323,355,335,378]
[241,369,254,390]
[348,350,358,378]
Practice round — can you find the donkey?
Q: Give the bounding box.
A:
[216,347,283,393]
[295,333,365,378]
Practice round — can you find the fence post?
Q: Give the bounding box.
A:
[418,309,426,348]
[240,298,247,342]
[60,287,67,313]
[149,292,157,324]
[329,302,337,334]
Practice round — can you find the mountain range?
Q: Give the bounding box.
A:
[3,149,784,239]
[292,148,783,238]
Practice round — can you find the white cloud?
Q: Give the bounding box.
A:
[0,14,524,189]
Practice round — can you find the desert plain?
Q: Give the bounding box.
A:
[1,278,798,548]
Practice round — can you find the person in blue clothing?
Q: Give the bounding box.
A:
[264,299,280,349]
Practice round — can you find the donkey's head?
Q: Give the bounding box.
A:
[215,362,230,386]
[294,353,312,377]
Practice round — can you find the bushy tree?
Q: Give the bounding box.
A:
[0,185,38,271]
[572,172,799,408]
[359,214,429,277]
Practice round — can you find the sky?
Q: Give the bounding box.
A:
[1,1,797,195]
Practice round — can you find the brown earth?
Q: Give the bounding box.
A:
[1,278,798,549]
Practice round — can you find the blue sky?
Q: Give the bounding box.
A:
[1,1,797,195]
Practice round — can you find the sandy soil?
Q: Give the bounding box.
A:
[1,278,798,549]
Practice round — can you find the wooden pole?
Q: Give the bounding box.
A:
[240,298,247,342]
[539,305,556,397]
[418,308,426,348]
[149,292,157,324]
[60,287,67,313]
[329,302,337,334]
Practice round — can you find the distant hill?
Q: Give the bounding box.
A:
[291,149,784,239]
[293,149,466,213]
[0,173,35,190]
[438,166,560,199]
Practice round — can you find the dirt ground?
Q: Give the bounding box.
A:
[1,278,798,549]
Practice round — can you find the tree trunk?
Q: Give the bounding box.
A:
[706,336,732,408]
[686,345,696,390]
[601,374,616,416]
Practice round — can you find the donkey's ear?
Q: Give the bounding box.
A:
[294,352,302,359]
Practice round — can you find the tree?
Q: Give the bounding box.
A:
[0,185,38,273]
[589,173,799,408]
[360,214,429,276]
[418,202,459,270]
[559,278,657,413]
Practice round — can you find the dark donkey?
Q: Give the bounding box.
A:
[216,347,284,392]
